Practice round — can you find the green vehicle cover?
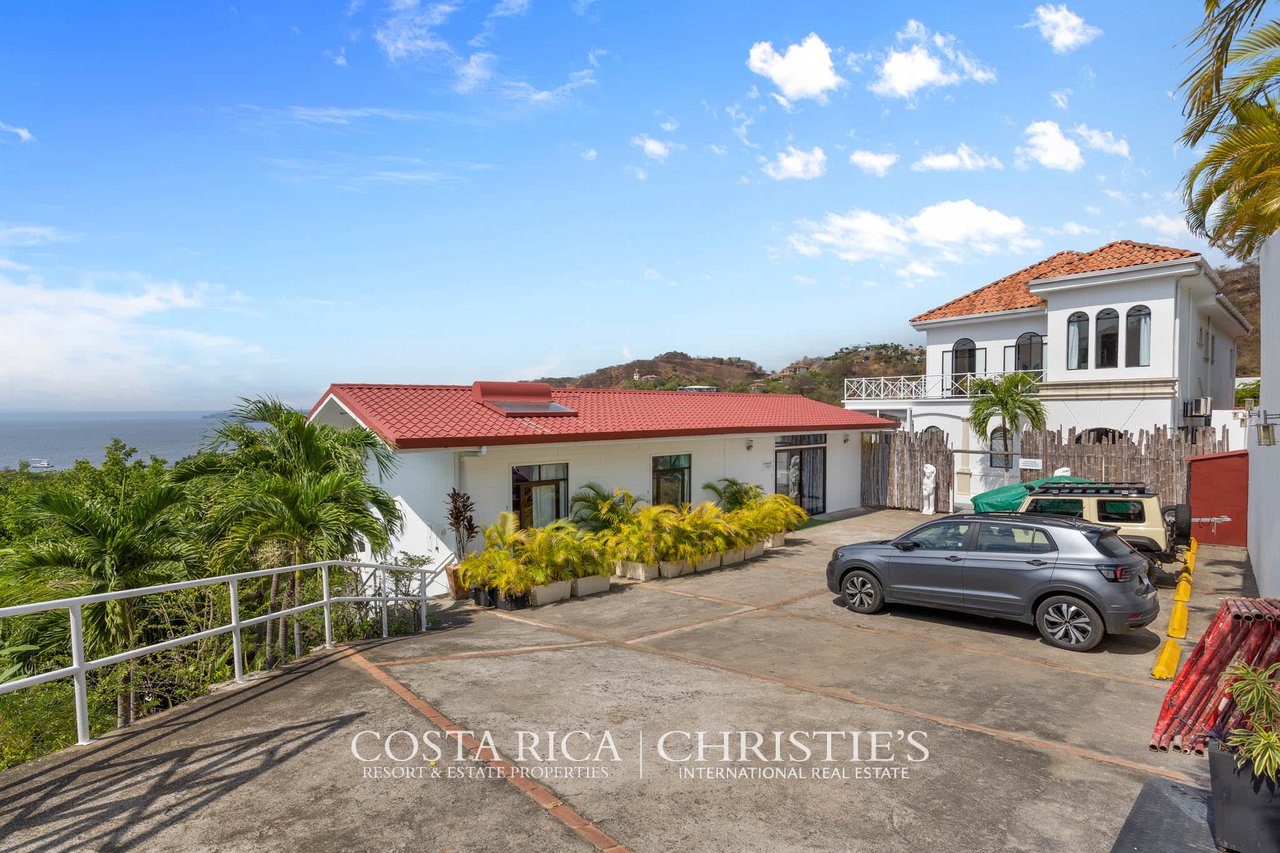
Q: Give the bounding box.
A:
[970,476,1094,513]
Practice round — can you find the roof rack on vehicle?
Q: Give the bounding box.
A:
[1025,482,1154,497]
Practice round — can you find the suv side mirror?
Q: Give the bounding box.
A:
[893,540,918,552]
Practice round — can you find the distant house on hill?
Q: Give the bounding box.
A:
[310,381,893,593]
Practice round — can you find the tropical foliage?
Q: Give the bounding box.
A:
[968,373,1047,470]
[0,400,405,767]
[1182,1,1280,259]
[1224,659,1280,781]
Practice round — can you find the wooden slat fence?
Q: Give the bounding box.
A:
[860,429,955,512]
[1017,426,1228,504]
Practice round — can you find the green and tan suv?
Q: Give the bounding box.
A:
[1014,482,1191,565]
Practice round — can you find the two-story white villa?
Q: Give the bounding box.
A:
[844,240,1252,503]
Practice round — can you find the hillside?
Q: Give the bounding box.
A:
[539,343,925,405]
[1218,262,1260,376]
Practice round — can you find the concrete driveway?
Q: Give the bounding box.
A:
[0,509,1247,852]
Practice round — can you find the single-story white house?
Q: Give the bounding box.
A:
[310,381,893,592]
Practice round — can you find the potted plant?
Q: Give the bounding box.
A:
[523,520,575,605]
[755,493,808,548]
[444,488,481,599]
[569,531,612,597]
[647,505,697,578]
[731,501,769,560]
[604,509,663,581]
[457,550,498,607]
[681,502,732,572]
[1210,660,1280,853]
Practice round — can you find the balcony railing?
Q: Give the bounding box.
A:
[844,371,1044,402]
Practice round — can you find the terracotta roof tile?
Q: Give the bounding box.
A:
[910,240,1200,324]
[311,384,895,449]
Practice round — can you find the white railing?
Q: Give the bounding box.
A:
[844,370,1044,402]
[0,558,453,746]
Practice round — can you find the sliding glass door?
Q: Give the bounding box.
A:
[775,446,826,515]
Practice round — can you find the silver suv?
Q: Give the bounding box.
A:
[825,513,1159,651]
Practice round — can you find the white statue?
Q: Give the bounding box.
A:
[921,463,938,516]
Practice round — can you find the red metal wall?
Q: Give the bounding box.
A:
[1188,450,1249,547]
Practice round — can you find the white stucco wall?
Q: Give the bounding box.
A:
[923,312,1048,379]
[1037,274,1178,384]
[1249,238,1280,596]
[457,431,864,532]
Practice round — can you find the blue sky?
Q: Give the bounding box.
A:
[0,1,1222,410]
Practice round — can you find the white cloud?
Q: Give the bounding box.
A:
[1138,213,1191,241]
[275,106,425,126]
[374,1,457,62]
[0,224,69,246]
[706,144,727,156]
[587,48,607,67]
[631,134,675,161]
[581,147,598,161]
[870,20,995,99]
[726,104,758,149]
[1104,189,1129,201]
[1016,120,1084,171]
[0,121,35,143]
[1044,221,1097,236]
[0,267,266,409]
[324,46,348,66]
[897,260,941,279]
[500,68,595,105]
[1027,4,1102,54]
[1050,88,1070,109]
[490,0,529,16]
[911,143,1002,172]
[455,52,496,92]
[626,165,648,181]
[789,198,1036,265]
[1084,204,1102,215]
[1073,124,1130,158]
[747,33,844,105]
[763,146,826,180]
[848,150,899,177]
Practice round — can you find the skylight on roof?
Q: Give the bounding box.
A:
[489,401,577,415]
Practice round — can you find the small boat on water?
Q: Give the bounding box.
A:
[23,458,53,470]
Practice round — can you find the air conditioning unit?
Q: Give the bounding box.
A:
[1184,397,1211,418]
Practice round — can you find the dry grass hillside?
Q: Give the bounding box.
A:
[1218,262,1260,376]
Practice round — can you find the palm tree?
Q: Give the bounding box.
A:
[702,478,764,512]
[210,471,401,658]
[569,483,642,532]
[1182,2,1280,259]
[177,397,400,665]
[968,373,1046,475]
[1,483,195,726]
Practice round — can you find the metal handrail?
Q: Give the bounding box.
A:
[0,557,454,745]
[843,370,1045,401]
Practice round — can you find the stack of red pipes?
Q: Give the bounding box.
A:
[1150,598,1280,755]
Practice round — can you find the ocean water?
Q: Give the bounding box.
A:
[0,412,216,470]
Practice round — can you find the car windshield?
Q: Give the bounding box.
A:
[1091,531,1136,558]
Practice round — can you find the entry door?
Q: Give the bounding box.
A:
[518,482,562,528]
[884,520,971,607]
[962,522,1058,616]
[775,447,825,514]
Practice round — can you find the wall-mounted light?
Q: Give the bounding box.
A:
[746,439,754,451]
[1260,423,1277,447]
[843,433,850,444]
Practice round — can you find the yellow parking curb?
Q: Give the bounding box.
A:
[1174,577,1192,603]
[1151,639,1182,679]
[1167,601,1189,639]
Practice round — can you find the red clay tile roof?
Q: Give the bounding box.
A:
[910,240,1200,324]
[311,383,896,449]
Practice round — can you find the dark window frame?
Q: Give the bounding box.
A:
[1096,308,1120,369]
[973,522,1058,555]
[511,463,569,528]
[1125,305,1151,367]
[652,454,692,506]
[989,426,1014,470]
[1067,311,1089,370]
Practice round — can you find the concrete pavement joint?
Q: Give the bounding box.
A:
[372,640,602,668]
[479,608,1193,785]
[343,645,632,853]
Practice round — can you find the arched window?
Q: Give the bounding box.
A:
[1015,332,1044,374]
[1125,305,1151,367]
[1067,312,1089,370]
[951,338,976,396]
[922,425,945,443]
[1096,308,1119,368]
[989,426,1014,470]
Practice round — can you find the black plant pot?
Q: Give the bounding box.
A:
[1209,742,1280,853]
[471,587,497,608]
[495,593,529,611]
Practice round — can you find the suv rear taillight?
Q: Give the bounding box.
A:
[1096,564,1133,582]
